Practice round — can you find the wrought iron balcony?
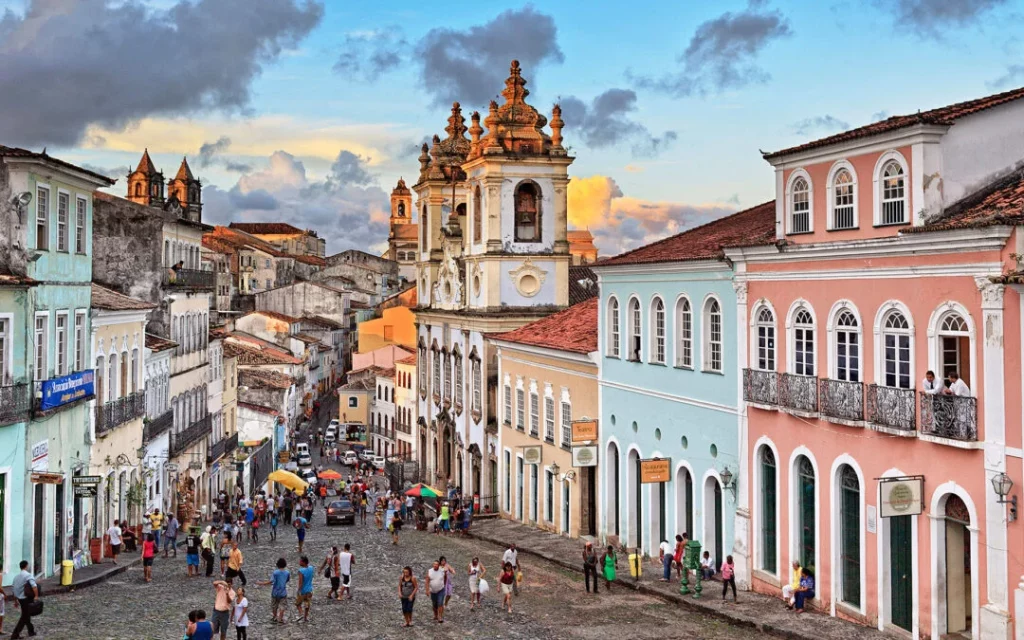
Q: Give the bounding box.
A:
[209,432,238,461]
[143,409,173,442]
[164,268,216,290]
[819,378,864,422]
[779,373,818,413]
[920,393,978,442]
[865,385,916,432]
[95,391,146,437]
[743,369,778,405]
[170,414,213,457]
[0,383,32,426]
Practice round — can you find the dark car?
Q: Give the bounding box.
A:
[326,499,356,525]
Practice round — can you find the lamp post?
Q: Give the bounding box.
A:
[720,466,736,498]
[992,472,1018,522]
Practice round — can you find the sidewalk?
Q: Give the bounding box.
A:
[35,556,142,596]
[468,518,893,640]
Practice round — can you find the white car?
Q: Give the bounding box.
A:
[342,451,358,466]
[300,468,318,487]
[372,456,386,470]
[297,452,313,467]
[359,449,375,462]
[295,442,310,457]
[329,419,340,428]
[325,426,338,443]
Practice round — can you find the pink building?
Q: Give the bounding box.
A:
[728,87,1024,639]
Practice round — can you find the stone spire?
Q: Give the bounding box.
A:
[550,104,565,152]
[468,111,483,158]
[417,143,431,182]
[174,156,195,181]
[135,148,159,176]
[486,60,552,155]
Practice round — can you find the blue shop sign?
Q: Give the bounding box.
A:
[40,370,95,411]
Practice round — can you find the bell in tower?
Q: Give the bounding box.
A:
[126,149,165,207]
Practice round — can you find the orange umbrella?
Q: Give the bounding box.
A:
[318,469,342,480]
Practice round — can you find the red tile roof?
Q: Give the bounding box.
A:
[223,336,303,365]
[0,145,117,185]
[0,270,38,287]
[238,368,296,390]
[905,167,1024,233]
[568,266,599,305]
[764,85,1024,160]
[91,283,155,311]
[238,401,280,416]
[391,224,419,240]
[395,355,417,366]
[247,310,301,324]
[145,333,178,353]
[594,201,776,267]
[491,298,598,355]
[293,254,326,266]
[205,226,288,258]
[302,315,346,330]
[229,222,305,235]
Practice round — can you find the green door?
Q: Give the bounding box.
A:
[890,515,913,631]
[760,449,777,573]
[714,481,723,566]
[839,467,860,607]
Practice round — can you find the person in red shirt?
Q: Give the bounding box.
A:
[141,533,157,583]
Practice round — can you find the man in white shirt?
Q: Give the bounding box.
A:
[658,540,673,581]
[11,560,39,639]
[338,543,354,599]
[107,519,123,564]
[945,372,971,397]
[921,370,943,395]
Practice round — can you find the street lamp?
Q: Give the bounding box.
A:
[991,472,1018,522]
[551,462,560,477]
[720,467,736,497]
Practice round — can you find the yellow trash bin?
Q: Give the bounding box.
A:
[61,560,74,586]
[628,553,643,578]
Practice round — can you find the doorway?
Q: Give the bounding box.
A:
[889,515,913,632]
[627,449,640,548]
[676,466,693,538]
[582,466,597,536]
[33,483,44,576]
[703,476,723,565]
[54,481,65,566]
[606,442,620,538]
[944,495,972,637]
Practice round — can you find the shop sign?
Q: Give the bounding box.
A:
[571,420,598,443]
[522,446,542,465]
[72,475,101,486]
[40,370,95,411]
[572,445,598,467]
[74,485,97,498]
[31,440,48,471]
[879,476,924,517]
[640,458,671,484]
[31,471,64,485]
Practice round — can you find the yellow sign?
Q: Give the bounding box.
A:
[640,459,670,484]
[278,451,291,464]
[571,420,598,443]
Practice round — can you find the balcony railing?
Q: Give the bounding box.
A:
[743,369,778,405]
[143,409,173,443]
[164,268,216,289]
[921,393,978,442]
[209,432,238,461]
[779,373,818,413]
[819,379,864,422]
[170,414,213,457]
[865,385,916,432]
[0,383,32,425]
[95,391,146,437]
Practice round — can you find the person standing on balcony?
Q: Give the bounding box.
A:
[922,370,943,395]
[945,372,971,397]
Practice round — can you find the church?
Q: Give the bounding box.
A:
[414,60,573,499]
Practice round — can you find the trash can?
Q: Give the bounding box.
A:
[61,560,74,586]
[628,553,643,578]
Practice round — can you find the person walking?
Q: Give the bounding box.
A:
[502,544,520,595]
[244,505,255,542]
[186,527,202,577]
[398,566,418,627]
[232,587,250,640]
[141,533,157,582]
[439,556,455,607]
[225,539,246,587]
[186,610,214,640]
[498,562,515,614]
[149,508,164,549]
[219,531,233,577]
[250,514,260,544]
[426,560,447,624]
[467,557,485,609]
[164,513,179,557]
[601,545,618,592]
[721,555,737,602]
[320,546,341,600]
[293,515,308,554]
[338,543,354,599]
[582,542,599,594]
[10,560,39,640]
[201,526,217,577]
[282,492,294,525]
[269,511,278,542]
[438,501,450,534]
[257,558,290,625]
[107,519,123,564]
[390,512,403,545]
[295,556,315,623]
[211,579,236,640]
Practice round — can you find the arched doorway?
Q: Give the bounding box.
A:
[457,452,464,492]
[836,464,861,608]
[626,449,640,548]
[676,466,693,539]
[758,447,777,574]
[442,426,452,482]
[943,494,973,637]
[606,442,620,538]
[703,476,723,566]
[794,455,816,572]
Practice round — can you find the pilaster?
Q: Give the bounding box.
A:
[732,278,751,588]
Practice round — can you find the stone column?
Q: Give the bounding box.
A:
[732,279,751,589]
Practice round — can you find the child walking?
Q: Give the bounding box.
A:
[721,555,737,602]
[233,587,250,639]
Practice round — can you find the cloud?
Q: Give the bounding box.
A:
[871,110,891,122]
[204,149,389,255]
[333,6,564,107]
[559,89,678,157]
[568,175,736,256]
[790,115,850,135]
[990,64,1024,89]
[80,163,124,181]
[198,137,232,168]
[886,0,1007,38]
[632,1,791,97]
[0,0,323,147]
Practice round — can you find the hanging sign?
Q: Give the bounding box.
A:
[640,458,671,483]
[31,472,64,485]
[571,420,598,443]
[31,440,48,471]
[74,485,97,498]
[73,475,102,486]
[572,445,598,467]
[40,370,95,411]
[522,446,542,465]
[878,476,924,517]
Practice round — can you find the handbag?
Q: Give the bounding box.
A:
[25,599,44,616]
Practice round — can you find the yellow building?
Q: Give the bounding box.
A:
[338,377,374,429]
[491,298,599,537]
[357,305,417,353]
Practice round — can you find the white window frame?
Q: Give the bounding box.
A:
[607,296,620,358]
[786,169,813,234]
[627,296,642,362]
[529,382,539,437]
[927,303,977,395]
[57,190,70,252]
[786,301,817,377]
[826,300,863,383]
[516,379,525,431]
[503,380,512,425]
[674,294,693,368]
[560,387,572,448]
[702,295,723,373]
[75,196,87,254]
[0,313,12,384]
[650,296,666,364]
[826,160,858,231]
[544,386,555,443]
[751,302,777,372]
[34,311,49,382]
[35,183,50,251]
[873,301,915,390]
[74,310,86,372]
[453,349,463,407]
[55,311,69,377]
[872,150,910,227]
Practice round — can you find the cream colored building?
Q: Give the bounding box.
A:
[394,355,417,463]
[492,298,599,537]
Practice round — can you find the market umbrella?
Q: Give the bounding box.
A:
[404,483,443,498]
[267,469,308,492]
[318,469,342,480]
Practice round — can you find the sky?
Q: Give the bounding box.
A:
[1,0,1021,256]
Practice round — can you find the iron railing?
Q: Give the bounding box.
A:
[170,414,213,457]
[920,393,978,441]
[865,385,916,432]
[744,369,778,405]
[209,432,238,461]
[95,391,146,437]
[819,379,864,422]
[164,268,216,289]
[779,373,818,413]
[143,409,173,442]
[0,383,32,425]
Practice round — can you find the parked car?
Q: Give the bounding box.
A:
[326,498,356,525]
[359,449,376,462]
[329,419,340,428]
[342,451,359,466]
[372,456,386,470]
[296,442,310,457]
[325,425,338,443]
[300,468,318,487]
[297,452,313,467]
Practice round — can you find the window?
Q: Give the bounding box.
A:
[454,351,463,406]
[120,350,128,398]
[95,355,105,404]
[473,185,482,243]
[796,455,816,571]
[516,388,525,431]
[834,310,860,382]
[703,298,723,372]
[107,352,117,401]
[55,313,68,377]
[348,396,358,408]
[419,346,428,392]
[545,469,554,523]
[759,447,777,573]
[790,176,810,233]
[544,395,555,442]
[443,352,451,400]
[504,450,512,512]
[36,186,49,250]
[472,357,482,413]
[938,312,971,388]
[651,297,666,364]
[755,307,775,371]
[265,259,271,268]
[560,400,571,447]
[628,298,641,361]
[607,297,620,357]
[75,197,87,253]
[0,317,10,384]
[513,182,541,242]
[793,309,815,376]
[265,279,271,289]
[832,169,855,230]
[882,311,911,389]
[57,192,69,252]
[34,314,47,381]
[504,383,512,424]
[675,297,693,368]
[131,349,139,393]
[529,390,539,437]
[432,348,440,397]
[880,161,906,225]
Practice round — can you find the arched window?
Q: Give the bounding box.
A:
[453,348,463,407]
[703,298,723,372]
[675,297,693,368]
[443,350,452,400]
[793,308,815,376]
[108,353,118,401]
[937,311,972,390]
[790,175,811,234]
[832,169,855,230]
[755,306,776,371]
[471,352,482,414]
[882,311,911,389]
[514,182,541,242]
[627,298,641,362]
[473,185,482,243]
[432,346,441,399]
[398,202,405,217]
[834,309,860,382]
[134,183,143,197]
[838,464,861,607]
[880,161,906,225]
[95,355,106,405]
[650,297,665,364]
[607,297,620,357]
[795,455,816,571]
[120,350,129,397]
[420,204,427,248]
[759,447,777,573]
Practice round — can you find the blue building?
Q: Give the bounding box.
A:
[592,203,774,584]
[0,146,113,583]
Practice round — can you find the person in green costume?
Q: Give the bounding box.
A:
[601,546,618,591]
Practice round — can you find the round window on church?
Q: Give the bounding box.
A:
[518,274,540,296]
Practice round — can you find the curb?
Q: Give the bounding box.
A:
[43,557,143,596]
[466,529,818,640]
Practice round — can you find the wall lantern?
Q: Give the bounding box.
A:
[992,472,1018,522]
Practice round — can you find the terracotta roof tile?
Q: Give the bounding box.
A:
[0,270,38,287]
[391,224,419,240]
[91,283,155,311]
[293,254,326,266]
[340,378,375,391]
[223,335,303,365]
[0,145,117,185]
[395,355,417,366]
[302,315,346,330]
[238,401,280,416]
[294,333,320,344]
[594,201,776,267]
[145,333,178,352]
[238,368,296,390]
[764,85,1024,160]
[905,167,1024,234]
[205,226,288,258]
[229,222,306,235]
[246,310,301,324]
[491,298,598,354]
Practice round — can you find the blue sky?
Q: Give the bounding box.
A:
[1,0,1020,254]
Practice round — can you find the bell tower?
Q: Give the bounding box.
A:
[390,177,412,225]
[167,157,203,222]
[126,149,165,207]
